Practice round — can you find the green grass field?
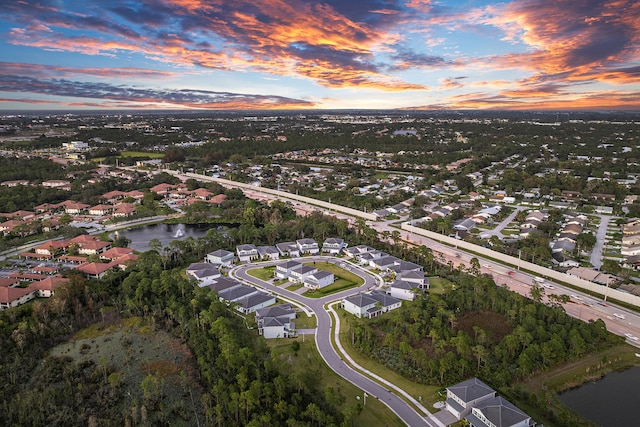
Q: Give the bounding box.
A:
[301,261,364,298]
[426,277,452,295]
[246,267,274,281]
[91,151,165,162]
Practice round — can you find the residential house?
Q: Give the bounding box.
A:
[551,252,580,268]
[190,187,214,200]
[551,239,576,254]
[373,208,390,219]
[235,291,276,314]
[399,270,430,289]
[77,240,112,255]
[296,238,319,255]
[217,284,263,308]
[209,276,243,294]
[9,272,46,282]
[123,190,145,200]
[465,396,535,427]
[42,179,72,190]
[342,291,402,318]
[113,203,136,217]
[623,218,640,236]
[454,218,477,232]
[88,204,113,216]
[275,260,303,280]
[276,241,300,258]
[445,378,496,420]
[111,253,138,270]
[257,246,280,261]
[34,240,69,256]
[387,280,420,301]
[186,262,221,287]
[30,277,70,298]
[100,247,134,261]
[62,201,90,215]
[0,220,26,236]
[206,249,235,266]
[344,245,374,258]
[76,262,114,279]
[370,255,401,270]
[35,202,60,214]
[566,267,617,286]
[1,179,29,187]
[0,285,36,310]
[290,265,318,283]
[256,304,297,338]
[562,223,583,236]
[236,244,259,263]
[304,270,335,289]
[100,190,128,203]
[0,210,35,221]
[322,238,347,254]
[150,183,176,195]
[393,260,423,274]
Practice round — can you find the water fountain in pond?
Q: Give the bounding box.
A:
[173,224,185,238]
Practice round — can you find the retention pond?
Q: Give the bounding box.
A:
[558,365,640,426]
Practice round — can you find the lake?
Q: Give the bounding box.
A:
[114,223,218,252]
[558,365,640,426]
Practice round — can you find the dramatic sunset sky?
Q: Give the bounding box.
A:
[1,0,639,110]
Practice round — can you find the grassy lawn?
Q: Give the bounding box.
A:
[301,261,365,298]
[286,283,304,291]
[120,151,165,158]
[306,261,365,284]
[302,278,357,297]
[267,338,404,427]
[427,277,452,295]
[92,151,165,162]
[502,228,520,236]
[246,266,274,281]
[294,314,317,329]
[334,307,441,408]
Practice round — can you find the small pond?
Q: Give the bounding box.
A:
[113,223,218,252]
[559,365,640,426]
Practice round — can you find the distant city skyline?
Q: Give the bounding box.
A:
[1,0,639,111]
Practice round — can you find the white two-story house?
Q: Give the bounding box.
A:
[296,238,319,255]
[322,238,347,254]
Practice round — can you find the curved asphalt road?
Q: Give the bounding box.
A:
[231,256,436,427]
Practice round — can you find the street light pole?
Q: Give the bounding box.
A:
[518,250,521,271]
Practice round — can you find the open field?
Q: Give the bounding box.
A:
[91,151,165,162]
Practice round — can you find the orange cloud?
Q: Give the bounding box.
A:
[413,89,640,111]
[5,0,425,91]
[0,62,175,79]
[474,0,640,81]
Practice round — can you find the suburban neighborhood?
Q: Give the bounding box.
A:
[3,111,640,426]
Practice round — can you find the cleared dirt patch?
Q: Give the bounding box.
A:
[455,310,513,344]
